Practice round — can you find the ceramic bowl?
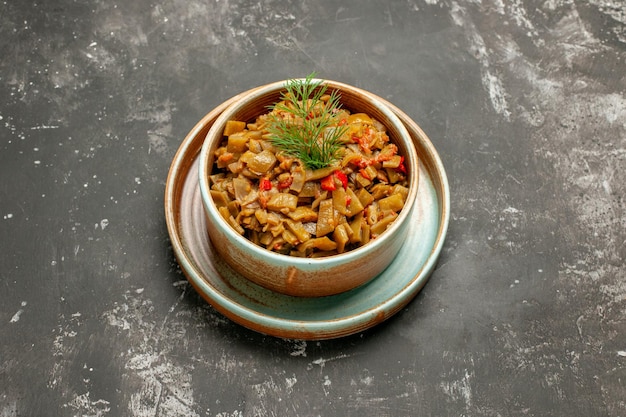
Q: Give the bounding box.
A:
[198,79,419,297]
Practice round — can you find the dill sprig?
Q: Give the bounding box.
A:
[265,73,349,170]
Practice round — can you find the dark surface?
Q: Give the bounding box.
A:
[1,1,625,416]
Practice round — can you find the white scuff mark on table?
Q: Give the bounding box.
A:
[285,375,297,391]
[599,278,626,309]
[589,0,626,42]
[508,0,537,35]
[360,375,374,386]
[126,352,160,372]
[309,353,351,369]
[127,361,199,417]
[449,1,511,120]
[215,411,244,417]
[322,375,332,396]
[9,301,27,323]
[0,399,18,417]
[125,99,174,158]
[482,71,511,120]
[552,7,606,68]
[289,340,307,357]
[599,93,626,125]
[244,377,295,415]
[215,350,246,376]
[440,368,473,409]
[602,180,612,196]
[101,290,201,416]
[30,124,60,130]
[576,315,585,339]
[64,392,111,417]
[48,309,84,408]
[102,303,132,330]
[100,218,109,230]
[147,134,169,157]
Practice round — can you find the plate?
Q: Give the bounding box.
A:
[164,88,450,340]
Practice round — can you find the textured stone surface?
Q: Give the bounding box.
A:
[1,0,624,416]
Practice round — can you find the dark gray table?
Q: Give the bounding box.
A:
[2,1,624,416]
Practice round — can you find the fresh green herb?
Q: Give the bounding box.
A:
[265,73,349,170]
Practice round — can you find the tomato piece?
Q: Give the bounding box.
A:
[259,177,272,191]
[334,170,348,189]
[321,170,348,191]
[277,176,293,189]
[396,156,407,174]
[320,174,336,191]
[355,157,374,169]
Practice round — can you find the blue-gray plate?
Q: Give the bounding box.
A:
[165,88,450,340]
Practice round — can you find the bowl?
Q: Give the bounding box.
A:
[198,79,419,297]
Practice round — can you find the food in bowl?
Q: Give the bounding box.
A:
[208,75,409,258]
